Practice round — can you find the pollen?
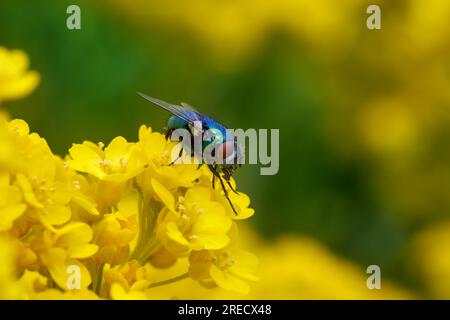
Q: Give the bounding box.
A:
[119,157,128,167]
[72,180,81,190]
[226,259,236,268]
[181,213,189,221]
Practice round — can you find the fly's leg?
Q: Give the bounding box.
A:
[165,128,174,140]
[207,164,238,215]
[222,168,239,194]
[226,180,239,195]
[168,146,183,166]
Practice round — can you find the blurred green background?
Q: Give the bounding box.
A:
[2,0,450,297]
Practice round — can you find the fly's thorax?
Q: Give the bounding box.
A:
[199,126,226,163]
[202,127,225,147]
[165,114,244,169]
[166,115,190,141]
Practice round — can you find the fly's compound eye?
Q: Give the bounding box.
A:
[217,141,236,163]
[205,128,224,143]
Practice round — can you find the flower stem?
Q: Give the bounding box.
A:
[130,187,161,264]
[94,263,104,295]
[147,273,189,289]
[130,188,146,260]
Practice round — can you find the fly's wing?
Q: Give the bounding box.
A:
[180,101,213,132]
[180,102,199,112]
[181,101,216,126]
[181,102,229,134]
[137,92,200,124]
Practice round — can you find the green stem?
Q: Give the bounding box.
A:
[147,273,189,289]
[94,263,104,295]
[130,188,146,260]
[136,239,160,263]
[130,187,161,264]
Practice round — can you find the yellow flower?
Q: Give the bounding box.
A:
[110,283,147,300]
[16,172,72,228]
[67,171,100,219]
[0,237,47,299]
[103,260,151,299]
[0,47,39,102]
[0,115,257,298]
[68,137,145,182]
[0,173,27,231]
[157,185,232,254]
[197,167,254,219]
[68,137,146,207]
[0,118,34,172]
[411,221,450,298]
[0,115,15,169]
[136,125,202,192]
[248,236,412,299]
[93,211,137,265]
[0,98,256,298]
[0,44,257,299]
[148,246,178,268]
[140,231,413,300]
[0,236,20,299]
[189,248,259,294]
[30,222,98,290]
[15,270,48,298]
[3,119,73,228]
[15,239,38,273]
[53,222,99,259]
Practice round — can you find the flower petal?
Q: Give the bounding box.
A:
[151,178,175,212]
[209,264,250,294]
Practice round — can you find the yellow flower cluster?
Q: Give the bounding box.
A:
[0,47,257,299]
[130,229,413,300]
[0,47,39,103]
[411,221,450,299]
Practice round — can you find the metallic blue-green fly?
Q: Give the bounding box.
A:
[137,92,242,215]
